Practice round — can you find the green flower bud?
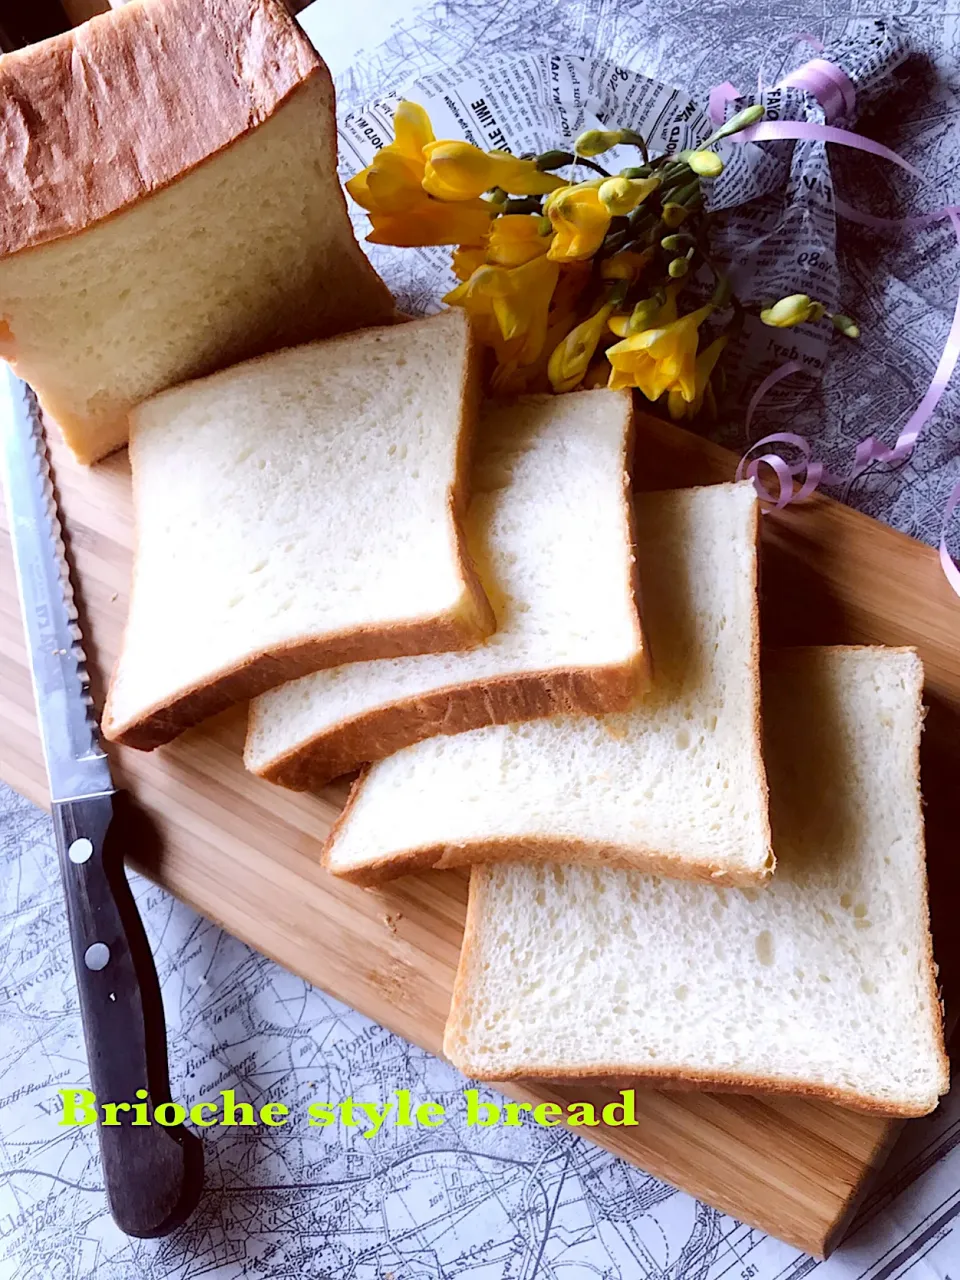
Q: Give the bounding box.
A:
[832,313,861,338]
[661,202,690,228]
[760,294,818,328]
[668,257,689,278]
[536,149,575,171]
[660,233,687,251]
[628,298,661,332]
[619,165,651,179]
[684,149,724,177]
[486,186,508,205]
[536,215,553,236]
[573,128,622,157]
[708,103,766,142]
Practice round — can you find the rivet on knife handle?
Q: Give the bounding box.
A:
[54,792,204,1236]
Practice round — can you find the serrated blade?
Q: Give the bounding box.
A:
[0,369,112,802]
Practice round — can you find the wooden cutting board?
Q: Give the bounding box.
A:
[1,412,957,1259]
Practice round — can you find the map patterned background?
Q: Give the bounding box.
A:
[3,0,960,1275]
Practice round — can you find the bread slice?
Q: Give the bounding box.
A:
[0,0,394,464]
[323,481,772,885]
[445,647,948,1118]
[245,389,648,789]
[102,311,494,750]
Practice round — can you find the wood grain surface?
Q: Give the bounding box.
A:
[1,412,957,1257]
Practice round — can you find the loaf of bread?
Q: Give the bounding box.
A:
[444,647,948,1118]
[103,311,494,749]
[0,0,394,463]
[245,389,648,789]
[323,481,773,886]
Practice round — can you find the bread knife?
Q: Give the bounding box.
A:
[0,368,203,1236]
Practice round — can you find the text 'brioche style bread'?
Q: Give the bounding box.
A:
[0,0,394,463]
[444,647,948,1118]
[245,389,648,789]
[102,311,494,750]
[323,481,772,886]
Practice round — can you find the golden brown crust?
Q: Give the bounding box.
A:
[442,1058,939,1119]
[321,479,766,885]
[744,491,775,877]
[323,826,774,888]
[103,605,497,750]
[618,395,650,688]
[102,314,495,750]
[248,389,649,789]
[0,0,322,257]
[251,658,648,788]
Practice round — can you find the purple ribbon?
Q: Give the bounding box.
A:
[719,57,960,594]
[779,57,856,122]
[734,120,922,177]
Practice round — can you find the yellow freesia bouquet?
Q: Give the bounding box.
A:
[346,101,858,418]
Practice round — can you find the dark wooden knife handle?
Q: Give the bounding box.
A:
[53,792,204,1237]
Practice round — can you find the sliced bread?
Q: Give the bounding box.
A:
[323,481,772,885]
[443,647,948,1118]
[0,0,394,464]
[245,389,648,789]
[102,311,494,750]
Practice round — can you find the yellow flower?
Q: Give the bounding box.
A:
[541,176,604,214]
[366,200,494,247]
[491,299,582,395]
[608,284,680,337]
[486,215,552,266]
[422,142,564,201]
[486,260,592,393]
[550,261,593,314]
[346,146,424,215]
[547,184,612,261]
[597,175,660,216]
[346,102,496,246]
[451,245,488,280]
[548,304,615,392]
[393,99,435,158]
[607,303,713,400]
[444,255,560,365]
[760,294,826,327]
[667,336,728,419]
[600,248,654,285]
[345,101,434,214]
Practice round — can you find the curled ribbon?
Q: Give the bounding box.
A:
[779,58,856,122]
[718,56,960,593]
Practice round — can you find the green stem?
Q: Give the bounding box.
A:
[572,156,611,178]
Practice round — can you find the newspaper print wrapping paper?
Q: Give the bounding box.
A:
[334,0,960,552]
[337,25,914,407]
